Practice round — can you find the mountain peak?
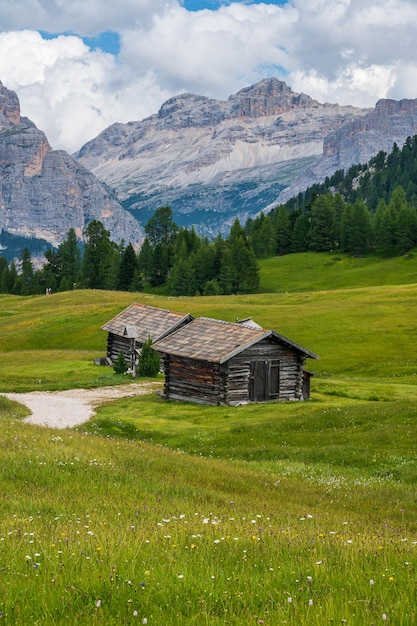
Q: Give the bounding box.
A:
[0,80,143,255]
[228,77,315,118]
[0,81,21,126]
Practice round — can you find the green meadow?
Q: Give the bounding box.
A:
[1,250,417,624]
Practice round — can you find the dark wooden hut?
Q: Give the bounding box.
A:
[101,303,194,370]
[152,317,318,405]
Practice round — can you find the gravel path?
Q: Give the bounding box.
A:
[4,382,161,429]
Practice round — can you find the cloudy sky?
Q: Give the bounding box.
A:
[0,0,416,153]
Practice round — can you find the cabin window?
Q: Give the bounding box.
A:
[249,359,280,402]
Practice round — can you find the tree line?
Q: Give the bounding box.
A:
[2,134,417,297]
[246,134,417,258]
[0,208,260,296]
[246,184,417,258]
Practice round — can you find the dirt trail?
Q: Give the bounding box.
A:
[4,382,161,429]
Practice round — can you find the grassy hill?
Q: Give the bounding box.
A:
[0,252,416,624]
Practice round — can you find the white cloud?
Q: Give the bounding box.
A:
[0,0,416,153]
[0,0,173,35]
[119,3,295,97]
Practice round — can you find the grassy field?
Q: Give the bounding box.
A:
[0,251,417,624]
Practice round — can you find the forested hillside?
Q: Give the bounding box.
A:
[0,210,259,297]
[250,134,417,258]
[2,135,417,297]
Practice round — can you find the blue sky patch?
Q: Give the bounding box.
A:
[40,30,120,55]
[182,0,287,10]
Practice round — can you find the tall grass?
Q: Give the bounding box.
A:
[0,252,417,623]
[1,418,415,625]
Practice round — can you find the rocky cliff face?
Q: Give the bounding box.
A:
[277,97,417,203]
[75,78,369,235]
[0,82,143,258]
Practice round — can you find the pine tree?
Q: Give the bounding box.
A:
[272,207,292,255]
[137,237,154,282]
[221,221,260,294]
[113,351,128,375]
[291,214,310,252]
[82,220,118,289]
[308,195,336,252]
[340,201,373,255]
[58,228,81,290]
[117,242,138,291]
[138,337,160,377]
[17,247,35,295]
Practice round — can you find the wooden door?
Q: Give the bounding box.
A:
[249,359,280,402]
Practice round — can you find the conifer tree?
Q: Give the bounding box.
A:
[138,337,160,377]
[308,195,336,252]
[117,242,138,291]
[82,220,118,289]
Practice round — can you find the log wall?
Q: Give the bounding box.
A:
[160,337,309,405]
[106,333,134,364]
[162,355,222,405]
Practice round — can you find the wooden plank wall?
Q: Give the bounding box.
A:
[106,333,134,364]
[160,337,309,405]
[163,355,222,404]
[228,338,306,402]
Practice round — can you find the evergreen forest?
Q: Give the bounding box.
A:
[2,134,417,297]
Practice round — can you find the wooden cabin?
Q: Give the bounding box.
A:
[101,303,194,370]
[152,317,318,406]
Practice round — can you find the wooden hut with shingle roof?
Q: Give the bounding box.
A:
[101,303,194,369]
[152,317,318,405]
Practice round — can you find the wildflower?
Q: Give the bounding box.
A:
[308,599,313,606]
[287,597,293,603]
[142,619,148,625]
[382,614,387,621]
[370,579,374,586]
[96,600,101,608]
[133,610,138,616]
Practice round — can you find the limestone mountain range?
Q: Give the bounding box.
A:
[0,81,143,261]
[74,78,370,236]
[2,77,417,259]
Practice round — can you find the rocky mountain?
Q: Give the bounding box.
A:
[277,97,417,204]
[0,82,143,261]
[75,78,369,236]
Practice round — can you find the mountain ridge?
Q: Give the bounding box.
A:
[75,78,369,234]
[0,81,143,260]
[276,96,417,204]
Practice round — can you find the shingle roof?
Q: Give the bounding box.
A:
[153,317,318,363]
[101,303,193,343]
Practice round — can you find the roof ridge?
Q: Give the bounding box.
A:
[196,316,264,330]
[133,302,187,315]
